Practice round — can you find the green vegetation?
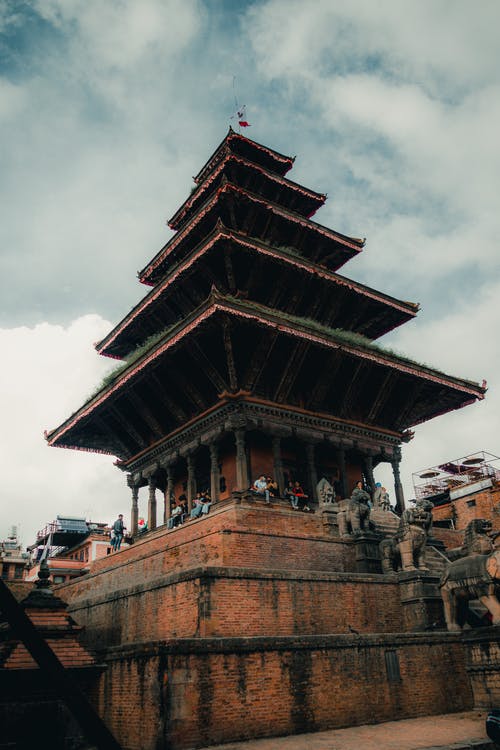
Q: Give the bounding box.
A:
[88,326,176,399]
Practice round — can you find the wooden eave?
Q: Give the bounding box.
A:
[97,225,418,360]
[168,153,326,231]
[46,293,485,457]
[139,182,364,285]
[193,128,294,185]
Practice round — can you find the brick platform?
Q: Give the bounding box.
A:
[53,499,500,750]
[203,711,493,750]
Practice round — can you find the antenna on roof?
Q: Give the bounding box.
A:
[230,76,251,132]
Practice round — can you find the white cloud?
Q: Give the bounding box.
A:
[0,316,131,546]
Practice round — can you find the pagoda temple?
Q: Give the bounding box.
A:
[42,130,496,750]
[46,128,485,529]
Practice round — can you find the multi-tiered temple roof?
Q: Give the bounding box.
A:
[46,129,485,478]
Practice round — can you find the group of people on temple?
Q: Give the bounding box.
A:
[252,473,391,513]
[252,475,312,511]
[167,490,212,529]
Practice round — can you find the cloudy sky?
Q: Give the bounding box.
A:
[1,0,499,547]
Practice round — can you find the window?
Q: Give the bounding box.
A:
[53,575,64,584]
[14,565,24,579]
[385,650,401,683]
[466,499,476,508]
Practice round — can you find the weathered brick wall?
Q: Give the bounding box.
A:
[94,633,473,750]
[60,567,404,649]
[431,526,464,551]
[432,485,500,532]
[464,628,500,709]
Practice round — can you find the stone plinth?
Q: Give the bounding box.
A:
[397,571,446,631]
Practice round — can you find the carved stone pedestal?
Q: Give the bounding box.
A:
[320,506,340,536]
[353,532,383,574]
[397,571,445,631]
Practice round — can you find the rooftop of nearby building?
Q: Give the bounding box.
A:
[413,451,500,504]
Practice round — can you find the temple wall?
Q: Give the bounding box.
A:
[93,634,473,750]
[463,628,500,709]
[59,567,404,650]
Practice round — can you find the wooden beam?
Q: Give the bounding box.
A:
[150,372,188,423]
[392,380,427,430]
[166,364,207,411]
[306,352,342,410]
[242,329,279,392]
[222,317,238,391]
[274,341,310,403]
[108,404,148,449]
[185,339,229,394]
[365,370,399,423]
[224,247,237,293]
[126,390,165,437]
[339,360,367,418]
[0,578,123,750]
[94,414,131,456]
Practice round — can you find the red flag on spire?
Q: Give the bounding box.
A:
[232,104,250,128]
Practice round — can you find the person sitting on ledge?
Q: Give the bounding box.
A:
[285,481,311,511]
[266,476,279,499]
[168,501,182,529]
[138,517,148,534]
[293,481,311,512]
[253,475,271,503]
[190,492,205,519]
[178,494,188,524]
[201,489,212,515]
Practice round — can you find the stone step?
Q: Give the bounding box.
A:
[425,545,449,575]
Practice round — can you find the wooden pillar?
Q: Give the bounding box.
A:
[130,482,139,536]
[187,454,196,512]
[364,455,375,493]
[147,475,157,531]
[391,447,405,515]
[272,436,284,495]
[164,464,174,525]
[209,443,220,503]
[305,443,318,502]
[336,448,348,498]
[234,430,248,491]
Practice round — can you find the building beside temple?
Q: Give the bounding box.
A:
[26,516,115,584]
[415,451,500,532]
[0,528,28,583]
[42,130,495,750]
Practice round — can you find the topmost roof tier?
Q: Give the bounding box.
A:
[194,127,295,184]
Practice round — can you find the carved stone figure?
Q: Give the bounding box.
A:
[380,498,433,573]
[337,482,370,536]
[317,477,335,505]
[440,549,500,631]
[447,519,496,561]
[373,484,391,511]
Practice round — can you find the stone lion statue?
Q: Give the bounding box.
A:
[440,549,500,631]
[337,482,371,537]
[380,498,433,573]
[447,518,495,561]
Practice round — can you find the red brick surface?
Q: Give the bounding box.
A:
[94,634,474,750]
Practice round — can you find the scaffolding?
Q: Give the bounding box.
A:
[413,451,500,503]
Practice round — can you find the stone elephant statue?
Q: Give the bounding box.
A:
[380,499,433,573]
[440,549,500,632]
